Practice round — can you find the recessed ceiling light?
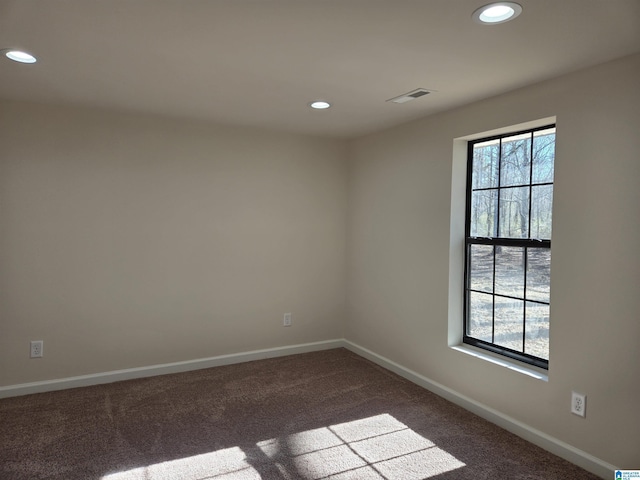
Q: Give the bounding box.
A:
[3,49,37,64]
[472,2,522,24]
[309,101,331,110]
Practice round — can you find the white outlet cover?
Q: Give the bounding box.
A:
[571,391,586,417]
[283,313,292,327]
[30,340,44,358]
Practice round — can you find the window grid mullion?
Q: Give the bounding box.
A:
[472,180,553,192]
[523,133,534,353]
[467,288,549,306]
[492,137,503,344]
[522,248,528,353]
[491,245,496,344]
[496,138,503,238]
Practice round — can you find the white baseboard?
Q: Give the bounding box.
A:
[0,339,344,399]
[343,340,616,480]
[0,337,616,478]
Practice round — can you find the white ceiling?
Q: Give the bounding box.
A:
[1,0,639,138]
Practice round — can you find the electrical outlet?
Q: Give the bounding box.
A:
[571,391,586,417]
[30,340,44,358]
[283,313,292,327]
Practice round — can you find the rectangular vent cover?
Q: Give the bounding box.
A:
[387,88,433,104]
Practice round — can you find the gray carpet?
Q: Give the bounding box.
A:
[0,348,600,479]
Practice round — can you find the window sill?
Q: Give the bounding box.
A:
[451,344,548,381]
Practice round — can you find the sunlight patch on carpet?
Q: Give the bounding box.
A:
[102,414,464,480]
[102,446,261,480]
[258,413,466,479]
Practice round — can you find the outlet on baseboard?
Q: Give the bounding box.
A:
[30,340,44,358]
[283,313,292,327]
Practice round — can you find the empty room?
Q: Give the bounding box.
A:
[1,1,639,479]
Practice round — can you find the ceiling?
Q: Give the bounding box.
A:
[1,0,639,138]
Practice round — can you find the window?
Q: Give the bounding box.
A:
[464,125,555,369]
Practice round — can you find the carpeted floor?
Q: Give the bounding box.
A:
[0,348,600,480]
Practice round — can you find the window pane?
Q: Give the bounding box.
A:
[500,133,531,187]
[525,302,549,360]
[495,246,525,298]
[470,189,498,237]
[469,244,493,293]
[472,141,499,190]
[468,291,493,342]
[498,187,529,238]
[526,248,551,303]
[532,129,555,184]
[530,185,553,239]
[465,124,554,368]
[494,296,524,352]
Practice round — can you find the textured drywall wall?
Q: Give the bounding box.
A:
[346,54,640,468]
[0,103,348,385]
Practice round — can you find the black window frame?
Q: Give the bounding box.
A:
[463,124,555,370]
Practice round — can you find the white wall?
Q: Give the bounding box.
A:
[0,102,348,386]
[346,54,640,468]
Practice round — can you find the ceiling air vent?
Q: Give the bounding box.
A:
[387,88,432,104]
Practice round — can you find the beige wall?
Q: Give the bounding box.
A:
[2,53,638,470]
[0,102,347,385]
[346,53,640,468]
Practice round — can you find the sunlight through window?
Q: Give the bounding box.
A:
[258,413,465,479]
[102,446,261,480]
[103,414,465,480]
